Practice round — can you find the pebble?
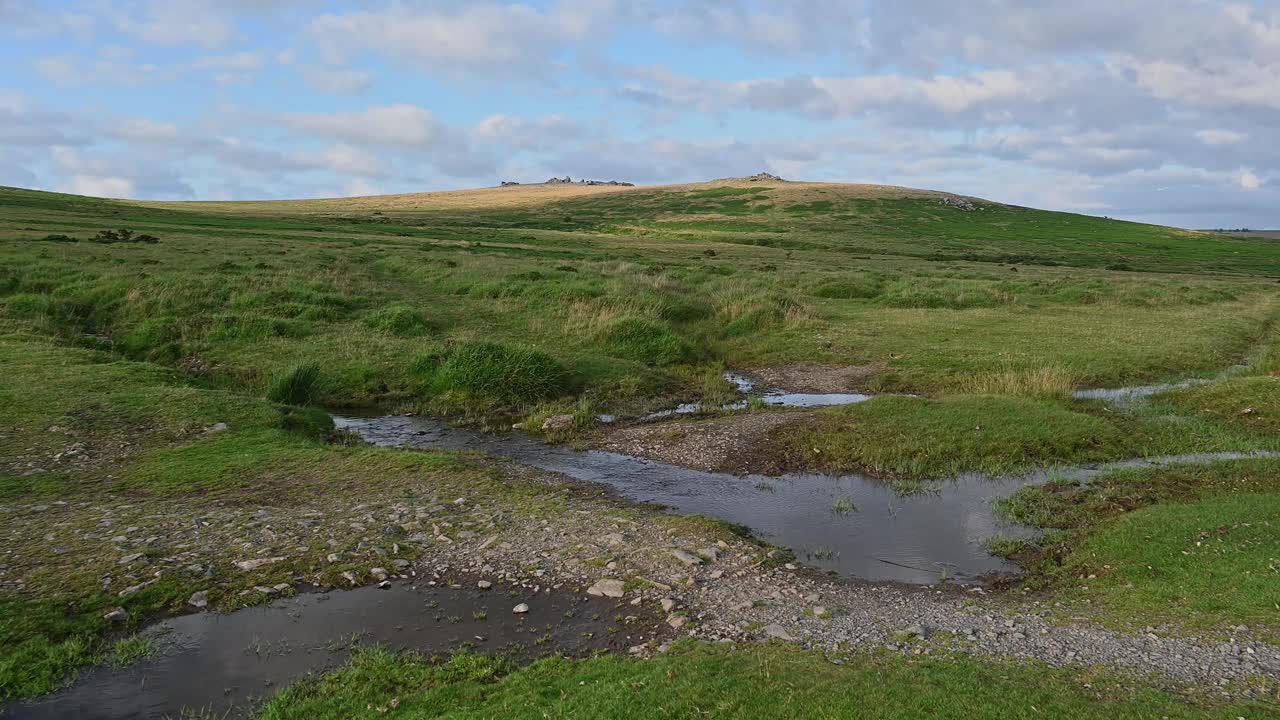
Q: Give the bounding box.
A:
[513,603,529,614]
[103,607,127,622]
[478,580,492,590]
[671,549,702,566]
[234,557,285,572]
[586,578,625,598]
[188,590,209,609]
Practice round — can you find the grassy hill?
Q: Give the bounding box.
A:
[2,180,1279,712]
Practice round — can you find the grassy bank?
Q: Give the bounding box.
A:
[993,460,1280,639]
[260,643,1270,719]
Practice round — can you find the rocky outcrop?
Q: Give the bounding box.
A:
[940,196,981,211]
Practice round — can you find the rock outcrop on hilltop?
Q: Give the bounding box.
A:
[499,177,635,187]
[745,172,785,182]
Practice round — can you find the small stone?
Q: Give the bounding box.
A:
[118,553,145,565]
[370,568,388,581]
[601,533,625,546]
[667,615,687,629]
[341,571,358,586]
[378,580,392,589]
[188,590,209,609]
[513,603,530,614]
[670,549,702,566]
[254,585,277,594]
[206,422,228,433]
[587,578,625,598]
[905,624,930,639]
[103,607,127,622]
[234,557,285,572]
[478,580,493,590]
[272,583,290,593]
[326,553,341,564]
[660,598,676,613]
[813,606,828,618]
[541,414,575,432]
[763,624,795,641]
[697,547,720,562]
[708,570,723,580]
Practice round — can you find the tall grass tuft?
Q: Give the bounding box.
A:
[268,363,323,405]
[431,341,571,406]
[956,366,1078,400]
[597,318,694,366]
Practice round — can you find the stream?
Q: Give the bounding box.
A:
[333,412,1280,587]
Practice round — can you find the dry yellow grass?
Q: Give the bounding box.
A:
[129,178,948,216]
[954,365,1080,400]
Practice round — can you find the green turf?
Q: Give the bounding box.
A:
[258,644,1268,719]
[995,460,1280,638]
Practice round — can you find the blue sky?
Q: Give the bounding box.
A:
[1,0,1277,228]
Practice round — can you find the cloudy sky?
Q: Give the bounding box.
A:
[1,1,1277,228]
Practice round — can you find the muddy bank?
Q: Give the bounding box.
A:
[9,581,654,720]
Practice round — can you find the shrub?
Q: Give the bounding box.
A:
[597,318,694,365]
[364,305,436,337]
[267,363,323,406]
[430,342,571,406]
[89,228,160,244]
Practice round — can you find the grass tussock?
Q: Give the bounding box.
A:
[596,318,694,365]
[955,365,1079,400]
[267,363,323,406]
[428,341,571,407]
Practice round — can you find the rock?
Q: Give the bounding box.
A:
[326,553,341,563]
[205,422,228,433]
[541,415,575,432]
[254,585,277,594]
[272,583,291,593]
[904,624,930,640]
[370,567,388,581]
[188,590,209,609]
[103,607,128,622]
[601,533,625,546]
[378,580,392,589]
[813,606,828,618]
[513,603,530,614]
[587,578,625,598]
[234,557,285,571]
[745,172,784,182]
[660,598,676,613]
[118,553,145,564]
[341,571,359,586]
[697,547,720,562]
[478,580,493,590]
[763,624,795,641]
[671,549,702,566]
[667,615,687,629]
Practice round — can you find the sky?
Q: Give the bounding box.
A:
[1,1,1277,229]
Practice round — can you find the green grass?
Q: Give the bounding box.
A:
[267,363,323,405]
[996,460,1280,638]
[2,181,1280,702]
[769,395,1129,481]
[259,644,1268,719]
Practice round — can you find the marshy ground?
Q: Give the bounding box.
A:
[1,180,1278,717]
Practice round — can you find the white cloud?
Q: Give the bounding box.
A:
[301,67,373,96]
[62,175,135,198]
[310,2,612,78]
[278,104,442,146]
[1196,129,1245,146]
[1239,169,1262,191]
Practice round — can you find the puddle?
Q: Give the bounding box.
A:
[9,582,648,720]
[1073,365,1250,402]
[334,414,1280,587]
[641,372,874,421]
[1072,380,1211,401]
